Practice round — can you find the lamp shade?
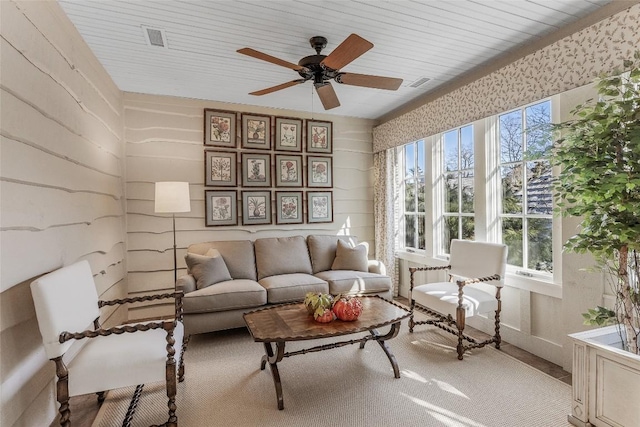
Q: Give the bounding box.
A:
[154,182,191,213]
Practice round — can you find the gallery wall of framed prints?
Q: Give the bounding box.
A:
[203,109,333,226]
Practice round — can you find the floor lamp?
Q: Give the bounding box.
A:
[155,182,191,285]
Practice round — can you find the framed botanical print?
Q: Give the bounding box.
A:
[204,150,237,187]
[274,117,302,152]
[204,109,236,148]
[241,153,271,187]
[307,191,333,223]
[306,119,332,153]
[275,191,303,224]
[241,114,271,150]
[307,155,333,188]
[241,191,272,225]
[205,190,237,226]
[274,154,303,187]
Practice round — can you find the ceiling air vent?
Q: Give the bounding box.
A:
[409,77,431,88]
[142,25,168,49]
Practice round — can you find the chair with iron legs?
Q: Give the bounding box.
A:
[31,260,187,426]
[409,239,508,360]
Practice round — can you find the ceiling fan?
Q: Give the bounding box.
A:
[237,34,403,110]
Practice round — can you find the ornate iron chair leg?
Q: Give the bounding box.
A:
[96,391,106,403]
[53,357,71,427]
[178,334,190,382]
[456,306,466,360]
[494,290,502,349]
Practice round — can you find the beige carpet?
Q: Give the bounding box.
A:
[93,322,572,427]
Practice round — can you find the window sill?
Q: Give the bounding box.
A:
[395,251,562,299]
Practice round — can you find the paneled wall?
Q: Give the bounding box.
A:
[0,2,126,426]
[123,93,377,320]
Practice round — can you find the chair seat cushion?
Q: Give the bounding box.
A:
[67,320,184,397]
[183,279,266,314]
[412,282,497,318]
[314,270,391,295]
[258,273,328,304]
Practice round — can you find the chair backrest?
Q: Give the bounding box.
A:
[449,240,508,287]
[30,260,100,360]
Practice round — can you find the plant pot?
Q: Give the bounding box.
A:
[568,325,640,427]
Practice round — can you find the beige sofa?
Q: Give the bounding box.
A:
[176,235,392,336]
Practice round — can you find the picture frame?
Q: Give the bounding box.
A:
[241,152,271,187]
[274,117,303,152]
[205,190,237,226]
[241,190,272,225]
[275,154,303,187]
[275,191,304,224]
[204,150,237,187]
[306,119,332,153]
[241,114,271,150]
[307,191,333,223]
[204,109,236,148]
[306,155,333,188]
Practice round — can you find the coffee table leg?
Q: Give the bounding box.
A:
[262,341,286,410]
[370,322,402,378]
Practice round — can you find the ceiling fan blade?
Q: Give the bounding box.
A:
[249,79,306,96]
[315,83,341,110]
[237,47,307,72]
[321,34,373,71]
[336,72,403,90]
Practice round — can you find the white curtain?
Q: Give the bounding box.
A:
[373,148,399,296]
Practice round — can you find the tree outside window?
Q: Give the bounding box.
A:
[499,100,553,273]
[441,125,475,254]
[401,140,425,250]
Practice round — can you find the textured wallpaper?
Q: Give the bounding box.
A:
[373,4,640,153]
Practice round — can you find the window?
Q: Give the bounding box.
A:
[498,100,553,274]
[400,140,425,250]
[441,125,474,254]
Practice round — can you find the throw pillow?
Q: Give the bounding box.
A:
[184,252,232,290]
[331,239,368,272]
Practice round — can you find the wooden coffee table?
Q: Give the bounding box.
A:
[243,295,411,409]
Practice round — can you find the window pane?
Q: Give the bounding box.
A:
[500,110,523,163]
[444,216,459,253]
[405,214,416,248]
[526,161,552,215]
[525,101,552,159]
[418,215,426,250]
[417,178,426,213]
[461,171,474,213]
[404,144,415,178]
[405,179,415,212]
[501,165,523,214]
[416,140,425,176]
[502,217,523,267]
[444,173,459,213]
[528,218,553,273]
[460,125,474,169]
[444,130,459,171]
[461,216,475,241]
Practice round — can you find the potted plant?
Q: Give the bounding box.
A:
[551,53,640,427]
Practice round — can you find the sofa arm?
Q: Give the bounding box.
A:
[176,274,196,294]
[368,260,387,275]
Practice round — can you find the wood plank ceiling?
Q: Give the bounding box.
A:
[58,0,613,120]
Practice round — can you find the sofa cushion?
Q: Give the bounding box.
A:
[187,240,257,281]
[258,273,328,304]
[314,270,392,296]
[307,235,358,274]
[183,279,266,314]
[254,236,313,280]
[332,240,369,272]
[184,253,232,290]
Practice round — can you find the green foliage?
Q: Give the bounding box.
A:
[551,56,640,258]
[582,306,617,326]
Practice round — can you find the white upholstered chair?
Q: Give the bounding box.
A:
[409,239,508,360]
[30,260,186,427]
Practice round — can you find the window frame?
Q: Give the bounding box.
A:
[397,140,426,252]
